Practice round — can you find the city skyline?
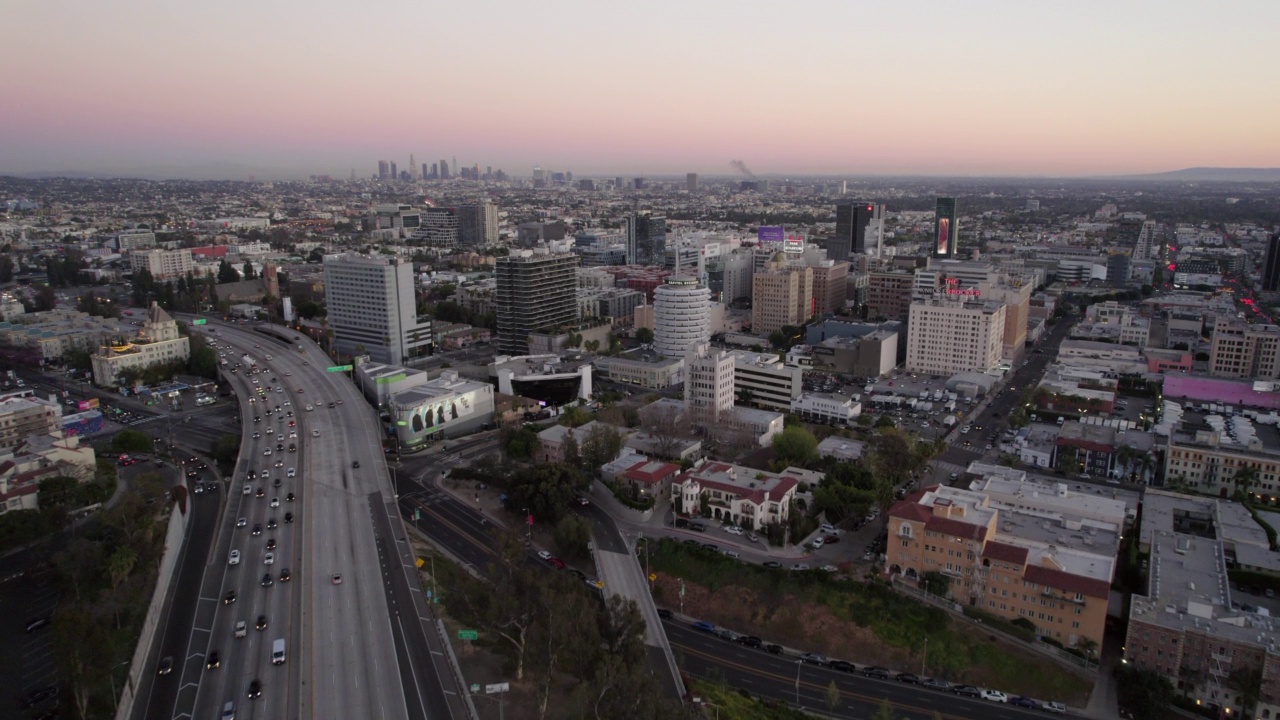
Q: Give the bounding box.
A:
[2,1,1277,180]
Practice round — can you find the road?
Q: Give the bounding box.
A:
[130,319,469,720]
[666,620,1077,719]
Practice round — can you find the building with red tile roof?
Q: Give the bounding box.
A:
[671,460,816,531]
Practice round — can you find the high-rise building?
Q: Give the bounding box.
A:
[751,255,813,335]
[685,344,734,424]
[905,296,1006,375]
[439,159,450,179]
[633,177,646,190]
[418,207,460,249]
[1132,220,1158,261]
[636,215,666,265]
[130,248,193,281]
[378,160,390,180]
[495,249,579,355]
[1263,233,1280,292]
[686,173,698,192]
[1208,317,1280,379]
[323,254,432,364]
[653,276,710,358]
[458,202,499,246]
[422,163,429,181]
[389,161,397,181]
[1106,253,1132,288]
[809,261,850,315]
[409,154,418,180]
[866,271,915,321]
[706,249,754,304]
[832,202,883,261]
[933,197,958,259]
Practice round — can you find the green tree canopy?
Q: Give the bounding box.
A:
[772,425,818,467]
[110,429,154,455]
[635,327,654,344]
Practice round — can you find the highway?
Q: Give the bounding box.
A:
[666,620,1076,720]
[133,319,468,720]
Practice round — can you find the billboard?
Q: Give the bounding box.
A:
[783,233,805,254]
[935,218,951,256]
[757,226,785,244]
[77,397,100,411]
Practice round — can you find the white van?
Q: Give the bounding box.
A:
[272,638,286,665]
[221,702,235,720]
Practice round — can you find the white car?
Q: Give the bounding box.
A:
[537,550,552,561]
[980,690,1008,703]
[234,621,247,638]
[263,449,272,456]
[305,404,313,412]
[723,525,743,536]
[286,468,296,478]
[264,552,275,565]
[312,429,320,437]
[819,523,842,536]
[228,550,240,565]
[237,517,247,527]
[242,484,252,496]
[270,497,280,508]
[1042,701,1066,714]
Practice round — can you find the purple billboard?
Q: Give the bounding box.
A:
[757,226,785,244]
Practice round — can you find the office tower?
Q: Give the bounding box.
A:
[633,178,646,190]
[686,173,698,192]
[832,201,884,261]
[378,160,389,180]
[495,249,580,355]
[905,296,1006,375]
[653,276,710,358]
[751,256,813,335]
[933,197,958,259]
[621,215,637,265]
[389,161,397,181]
[614,177,625,191]
[1264,234,1280,292]
[635,215,666,265]
[430,163,439,179]
[458,202,499,246]
[440,159,450,179]
[323,254,432,364]
[419,207,460,249]
[409,154,417,180]
[1209,317,1280,379]
[421,163,429,180]
[1106,253,1132,288]
[685,343,735,424]
[452,156,458,175]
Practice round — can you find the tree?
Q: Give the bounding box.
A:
[210,433,242,473]
[1057,450,1082,476]
[34,284,57,311]
[581,423,624,474]
[0,255,12,283]
[561,430,582,468]
[106,546,137,590]
[584,339,600,353]
[772,425,818,468]
[872,698,898,720]
[639,403,688,459]
[504,426,540,461]
[635,327,654,344]
[53,602,112,719]
[1114,665,1174,720]
[509,463,585,524]
[560,406,590,428]
[110,429,154,454]
[826,680,842,711]
[241,261,257,280]
[553,514,591,559]
[874,414,896,429]
[38,476,82,511]
[217,259,240,284]
[922,571,951,598]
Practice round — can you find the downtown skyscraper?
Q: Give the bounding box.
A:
[832,201,884,261]
[933,197,958,259]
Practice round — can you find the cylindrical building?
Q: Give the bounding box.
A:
[653,275,710,358]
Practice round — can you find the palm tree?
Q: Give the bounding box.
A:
[1233,465,1261,497]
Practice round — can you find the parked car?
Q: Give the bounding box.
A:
[691,620,716,633]
[764,643,783,655]
[952,685,981,698]
[862,666,891,679]
[656,608,673,620]
[980,689,1008,703]
[799,653,828,666]
[1009,696,1040,708]
[1042,701,1067,714]
[895,672,921,684]
[922,677,950,690]
[828,660,857,673]
[736,635,762,648]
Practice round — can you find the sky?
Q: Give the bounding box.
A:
[2,0,1278,180]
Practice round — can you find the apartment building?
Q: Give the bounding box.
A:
[809,260,849,315]
[887,482,1116,650]
[905,297,1007,376]
[1210,318,1280,380]
[494,248,579,355]
[1164,411,1280,501]
[671,461,811,531]
[1126,490,1280,719]
[130,248,193,280]
[0,392,61,451]
[685,344,735,423]
[751,256,813,335]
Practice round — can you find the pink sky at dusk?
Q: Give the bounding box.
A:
[2,0,1277,180]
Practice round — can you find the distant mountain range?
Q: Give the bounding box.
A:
[1120,167,1280,182]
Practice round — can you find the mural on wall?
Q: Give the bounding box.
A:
[404,392,477,436]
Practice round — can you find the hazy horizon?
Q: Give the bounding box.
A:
[2,0,1277,181]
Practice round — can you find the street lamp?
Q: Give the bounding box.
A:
[795,659,802,708]
[110,660,131,711]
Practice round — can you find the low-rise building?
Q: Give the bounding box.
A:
[790,392,861,425]
[0,432,98,513]
[0,392,61,452]
[593,353,684,389]
[130,248,194,280]
[671,460,807,530]
[0,309,121,361]
[385,370,495,449]
[816,436,865,462]
[729,350,803,413]
[489,354,592,406]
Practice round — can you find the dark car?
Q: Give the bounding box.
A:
[951,685,981,698]
[763,561,783,569]
[267,517,278,529]
[656,608,673,620]
[206,651,221,669]
[895,672,921,684]
[223,590,237,604]
[736,635,763,648]
[255,488,265,498]
[158,656,175,675]
[256,615,267,630]
[265,538,276,550]
[247,679,262,698]
[25,617,51,632]
[691,620,716,632]
[922,677,951,690]
[261,573,273,587]
[764,643,783,655]
[284,512,293,524]
[822,535,840,544]
[21,685,59,708]
[799,653,828,666]
[286,492,295,502]
[862,666,891,679]
[252,523,262,536]
[280,568,291,582]
[829,660,857,673]
[1010,696,1040,709]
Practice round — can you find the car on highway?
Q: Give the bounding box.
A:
[328,402,336,408]
[331,573,343,584]
[263,448,272,456]
[25,616,51,632]
[265,538,276,550]
[799,653,828,666]
[980,689,1008,703]
[206,651,221,669]
[247,679,261,699]
[252,523,262,535]
[287,467,296,478]
[256,615,268,631]
[237,517,247,527]
[951,685,981,698]
[243,484,252,495]
[157,656,174,675]
[21,685,59,708]
[312,429,320,437]
[263,552,275,565]
[255,487,265,498]
[283,513,293,524]
[234,621,247,638]
[270,496,280,507]
[352,460,360,469]
[223,590,237,604]
[261,573,273,587]
[286,492,295,502]
[228,550,240,565]
[280,568,291,582]
[691,620,716,632]
[1009,696,1039,708]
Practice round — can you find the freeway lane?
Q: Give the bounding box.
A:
[666,621,1075,720]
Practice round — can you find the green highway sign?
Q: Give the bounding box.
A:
[458,630,478,641]
[326,365,353,373]
[192,318,207,325]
